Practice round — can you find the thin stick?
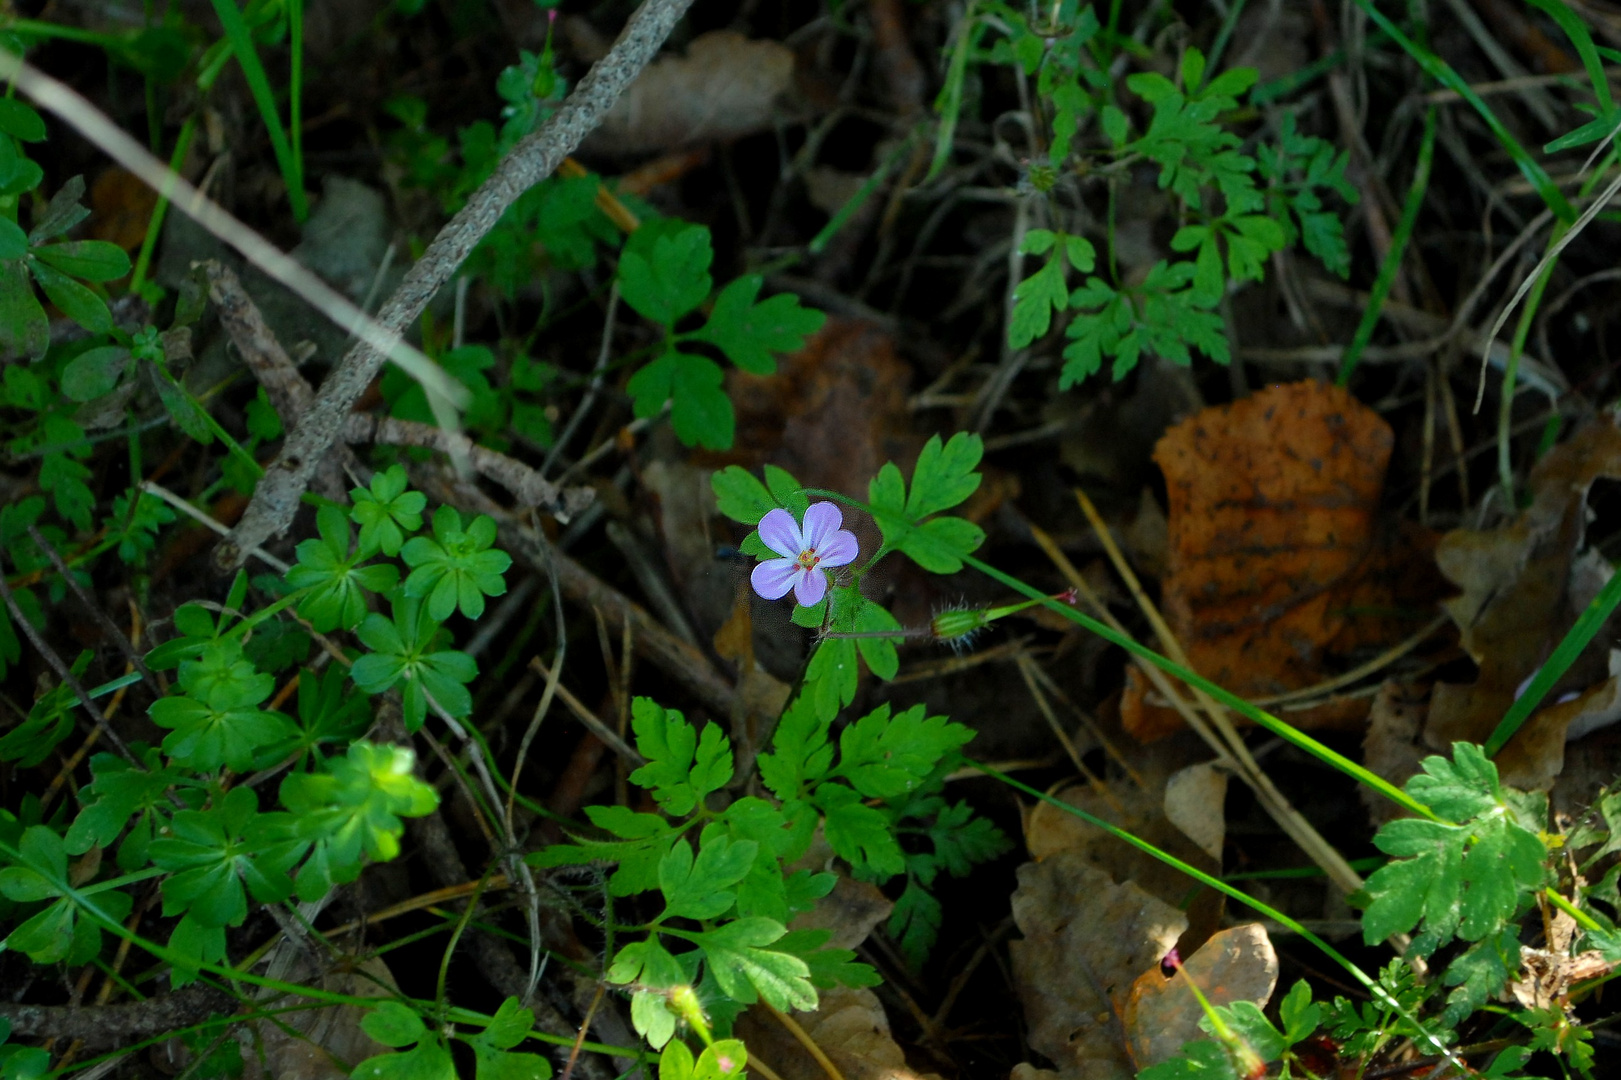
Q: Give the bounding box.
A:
[1070,488,1367,897]
[27,526,156,692]
[0,554,139,766]
[0,51,466,424]
[528,656,646,766]
[218,0,698,566]
[762,1002,846,1080]
[138,481,290,573]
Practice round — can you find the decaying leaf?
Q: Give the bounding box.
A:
[735,987,937,1080]
[1009,853,1187,1080]
[586,31,795,155]
[1427,412,1621,788]
[1362,679,1432,826]
[1122,924,1279,1070]
[1122,381,1414,740]
[1507,905,1616,1010]
[1163,761,1228,862]
[1024,748,1220,917]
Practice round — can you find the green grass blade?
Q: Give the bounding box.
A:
[207,0,307,222]
[810,137,909,254]
[1352,0,1574,223]
[288,0,304,213]
[1337,106,1436,386]
[1526,0,1611,114]
[130,116,197,295]
[958,551,1436,819]
[1485,554,1621,756]
[927,10,981,183]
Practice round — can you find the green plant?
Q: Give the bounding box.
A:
[935,2,1358,385]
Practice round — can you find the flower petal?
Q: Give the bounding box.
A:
[794,567,829,607]
[799,502,844,551]
[816,529,859,569]
[757,508,804,558]
[751,558,802,601]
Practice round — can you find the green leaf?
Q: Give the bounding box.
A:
[692,917,817,1011]
[362,1002,428,1049]
[33,241,132,282]
[400,505,511,621]
[149,787,299,926]
[711,466,777,526]
[1277,979,1320,1045]
[0,219,24,260]
[618,222,713,326]
[28,177,91,244]
[278,741,438,902]
[853,599,902,681]
[28,259,113,334]
[836,704,973,798]
[816,784,904,878]
[658,833,758,920]
[350,465,426,557]
[351,596,478,731]
[691,275,824,375]
[0,100,45,142]
[61,345,131,402]
[1408,742,1502,822]
[353,1037,456,1080]
[0,260,48,361]
[289,505,401,631]
[905,433,984,519]
[805,638,858,722]
[887,878,943,967]
[899,516,985,574]
[628,350,736,449]
[627,698,733,816]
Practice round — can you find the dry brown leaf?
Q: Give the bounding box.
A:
[735,987,936,1080]
[1121,924,1279,1070]
[1009,853,1188,1080]
[1508,906,1616,1010]
[1025,746,1220,917]
[586,31,794,155]
[1427,411,1621,788]
[1122,381,1408,740]
[1163,762,1228,862]
[89,167,157,253]
[244,958,398,1080]
[1362,680,1432,826]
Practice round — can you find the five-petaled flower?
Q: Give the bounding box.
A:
[751,502,858,607]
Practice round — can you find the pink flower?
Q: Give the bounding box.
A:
[751,502,859,608]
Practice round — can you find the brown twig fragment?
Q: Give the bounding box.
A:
[218,0,698,567]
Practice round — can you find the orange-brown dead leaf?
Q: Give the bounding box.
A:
[1122,380,1431,740]
[89,167,157,254]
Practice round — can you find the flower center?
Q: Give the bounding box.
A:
[795,548,821,571]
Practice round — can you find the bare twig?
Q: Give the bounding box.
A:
[218,0,698,567]
[0,51,467,436]
[26,525,156,693]
[0,986,235,1051]
[201,261,314,416]
[0,553,139,766]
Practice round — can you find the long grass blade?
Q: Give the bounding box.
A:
[1485,556,1621,756]
[1337,106,1435,386]
[1352,0,1574,224]
[207,0,307,221]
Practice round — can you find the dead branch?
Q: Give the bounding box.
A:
[217,0,698,568]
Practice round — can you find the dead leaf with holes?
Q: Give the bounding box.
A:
[586,30,796,155]
[1427,411,1621,789]
[1121,924,1279,1070]
[1508,905,1616,1011]
[1121,380,1441,740]
[1009,854,1188,1080]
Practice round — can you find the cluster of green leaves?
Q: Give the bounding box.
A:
[1148,741,1601,1080]
[712,432,986,721]
[533,689,1005,1046]
[955,0,1357,384]
[0,468,501,983]
[621,220,826,449]
[354,996,553,1080]
[1356,743,1550,1027]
